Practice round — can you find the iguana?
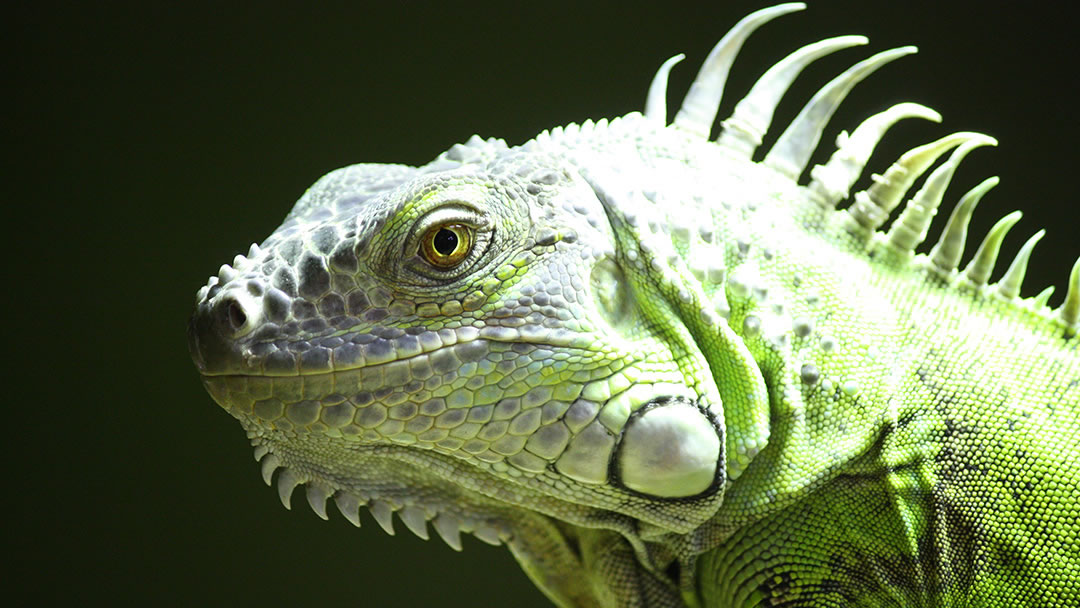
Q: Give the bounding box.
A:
[187,4,1080,606]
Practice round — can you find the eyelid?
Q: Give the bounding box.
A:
[406,204,488,254]
[415,203,482,229]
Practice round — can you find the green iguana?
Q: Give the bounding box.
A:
[188,4,1080,606]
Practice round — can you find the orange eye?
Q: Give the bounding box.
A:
[419,224,472,268]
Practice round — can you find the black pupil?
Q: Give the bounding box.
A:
[433,228,458,256]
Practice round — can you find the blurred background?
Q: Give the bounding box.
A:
[8,2,1076,605]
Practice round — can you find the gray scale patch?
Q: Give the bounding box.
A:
[287,400,321,425]
[435,408,467,429]
[364,339,395,364]
[508,451,548,473]
[491,434,527,456]
[450,423,482,440]
[321,402,355,428]
[418,428,448,443]
[563,399,599,433]
[329,239,358,272]
[346,291,370,314]
[299,318,328,333]
[264,287,291,323]
[800,363,821,385]
[509,408,542,435]
[429,349,462,374]
[369,288,393,308]
[479,420,509,441]
[383,361,411,386]
[457,341,489,363]
[249,342,275,357]
[363,309,387,326]
[474,450,504,464]
[728,277,750,299]
[494,399,522,420]
[437,437,465,451]
[350,332,376,345]
[793,317,814,338]
[388,402,417,420]
[419,398,446,416]
[251,324,280,343]
[418,332,443,351]
[522,386,553,409]
[742,315,762,337]
[525,422,570,459]
[316,336,344,349]
[555,421,614,484]
[541,400,570,423]
[377,419,404,437]
[329,269,355,294]
[320,393,346,405]
[409,357,435,381]
[311,225,339,255]
[299,347,331,370]
[265,350,297,374]
[467,405,493,423]
[333,343,362,367]
[278,238,303,265]
[272,375,302,403]
[273,267,297,296]
[318,294,345,316]
[292,299,316,319]
[253,398,284,421]
[388,300,415,316]
[355,403,387,428]
[405,416,433,434]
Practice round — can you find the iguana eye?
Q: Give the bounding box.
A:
[419,224,472,268]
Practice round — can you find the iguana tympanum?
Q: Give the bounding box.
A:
[188,4,1080,606]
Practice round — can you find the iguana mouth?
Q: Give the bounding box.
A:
[190,282,608,379]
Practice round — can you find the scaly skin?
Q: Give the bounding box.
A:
[189,4,1079,606]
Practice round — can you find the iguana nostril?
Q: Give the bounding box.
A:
[225,298,248,333]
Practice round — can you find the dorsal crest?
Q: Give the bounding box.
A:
[638,2,1078,337]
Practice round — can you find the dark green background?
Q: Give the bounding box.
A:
[9,2,1077,605]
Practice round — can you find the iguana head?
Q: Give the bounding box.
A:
[187,129,730,531]
[188,116,746,608]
